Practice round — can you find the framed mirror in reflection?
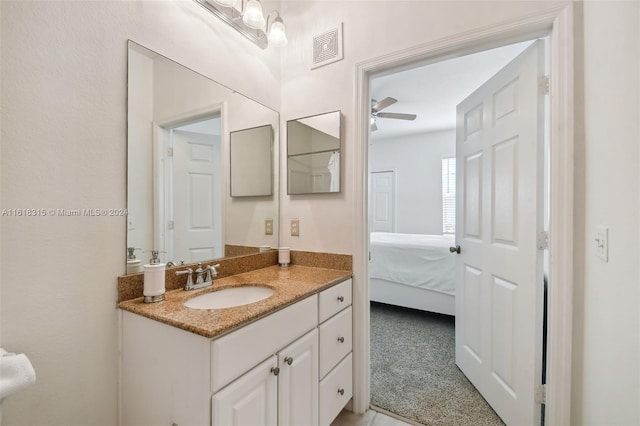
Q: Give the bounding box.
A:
[230,125,273,197]
[126,41,279,271]
[287,111,341,194]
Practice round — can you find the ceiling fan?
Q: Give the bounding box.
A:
[370,97,417,131]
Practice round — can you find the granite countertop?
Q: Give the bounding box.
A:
[118,265,352,339]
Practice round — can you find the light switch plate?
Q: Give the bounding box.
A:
[595,226,608,262]
[291,219,300,236]
[265,218,273,235]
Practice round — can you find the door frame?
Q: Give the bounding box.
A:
[352,4,574,425]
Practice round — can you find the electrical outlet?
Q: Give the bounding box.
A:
[291,218,300,236]
[265,218,273,235]
[595,226,608,262]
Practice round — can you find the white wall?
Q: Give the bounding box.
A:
[571,1,640,424]
[370,129,455,235]
[279,1,639,424]
[0,1,280,425]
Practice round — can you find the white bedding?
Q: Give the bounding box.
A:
[369,232,456,296]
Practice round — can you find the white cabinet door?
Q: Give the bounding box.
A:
[278,329,319,426]
[212,356,278,426]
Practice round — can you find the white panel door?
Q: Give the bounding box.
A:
[278,329,319,426]
[172,130,222,263]
[370,171,395,232]
[455,40,545,426]
[212,356,278,426]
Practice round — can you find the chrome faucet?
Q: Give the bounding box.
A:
[175,268,194,290]
[176,263,220,291]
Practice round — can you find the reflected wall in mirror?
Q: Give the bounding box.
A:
[127,41,279,269]
[287,111,341,194]
[230,125,273,197]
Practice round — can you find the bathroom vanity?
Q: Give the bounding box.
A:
[119,265,352,426]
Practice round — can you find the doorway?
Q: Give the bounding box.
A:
[154,115,224,264]
[367,39,545,425]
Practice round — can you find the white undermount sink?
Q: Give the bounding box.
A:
[184,286,275,310]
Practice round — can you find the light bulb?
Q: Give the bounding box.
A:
[242,0,266,30]
[268,17,287,47]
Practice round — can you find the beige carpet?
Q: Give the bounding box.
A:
[370,302,505,426]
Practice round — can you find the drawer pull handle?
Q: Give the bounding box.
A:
[284,357,293,365]
[337,336,345,343]
[337,296,344,302]
[337,388,345,396]
[270,366,280,376]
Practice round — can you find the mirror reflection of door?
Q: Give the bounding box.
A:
[166,117,223,263]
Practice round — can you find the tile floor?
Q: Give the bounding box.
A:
[331,409,415,426]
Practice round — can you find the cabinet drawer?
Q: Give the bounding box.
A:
[211,295,318,393]
[319,352,353,426]
[319,306,352,379]
[319,278,352,323]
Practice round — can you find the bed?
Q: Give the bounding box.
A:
[369,232,456,316]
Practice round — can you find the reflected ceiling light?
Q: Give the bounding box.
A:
[195,0,286,49]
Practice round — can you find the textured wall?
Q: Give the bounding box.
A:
[0,1,280,425]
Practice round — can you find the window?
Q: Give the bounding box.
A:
[442,157,456,234]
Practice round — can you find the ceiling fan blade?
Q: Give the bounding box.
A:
[377,112,417,121]
[371,121,378,131]
[371,97,397,113]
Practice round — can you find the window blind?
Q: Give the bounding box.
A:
[442,157,456,234]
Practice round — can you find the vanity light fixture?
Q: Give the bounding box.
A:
[266,12,288,47]
[242,0,266,30]
[194,0,287,49]
[211,0,237,7]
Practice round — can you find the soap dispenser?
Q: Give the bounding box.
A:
[143,250,166,303]
[126,247,143,274]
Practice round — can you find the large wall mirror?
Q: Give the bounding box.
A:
[127,41,279,269]
[287,111,341,194]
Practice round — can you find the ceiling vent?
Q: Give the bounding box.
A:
[311,23,343,69]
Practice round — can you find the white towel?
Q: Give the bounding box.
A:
[0,348,36,400]
[327,151,340,192]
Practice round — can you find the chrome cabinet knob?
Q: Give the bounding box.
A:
[337,388,345,396]
[337,336,345,343]
[271,366,280,376]
[284,357,293,365]
[337,296,344,302]
[449,245,461,254]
